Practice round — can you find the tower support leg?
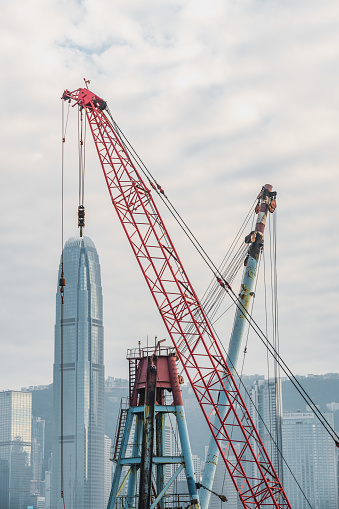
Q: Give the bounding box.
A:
[168,354,199,508]
[108,408,135,509]
[138,356,157,509]
[156,412,165,508]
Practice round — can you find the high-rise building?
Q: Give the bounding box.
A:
[178,454,201,483]
[0,390,32,509]
[104,435,113,507]
[164,420,178,493]
[249,378,283,478]
[31,416,45,493]
[45,455,52,509]
[52,237,105,509]
[282,412,338,509]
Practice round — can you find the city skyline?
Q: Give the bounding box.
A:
[1,0,338,392]
[0,371,338,508]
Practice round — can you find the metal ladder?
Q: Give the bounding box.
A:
[112,398,128,461]
[129,358,138,402]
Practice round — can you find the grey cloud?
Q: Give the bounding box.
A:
[0,0,338,391]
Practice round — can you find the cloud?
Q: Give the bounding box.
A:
[0,0,338,390]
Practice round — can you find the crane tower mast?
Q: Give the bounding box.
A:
[62,86,291,509]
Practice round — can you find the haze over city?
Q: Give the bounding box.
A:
[1,0,338,391]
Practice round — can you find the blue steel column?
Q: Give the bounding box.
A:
[108,408,135,509]
[156,401,165,508]
[200,185,274,509]
[168,354,200,509]
[126,414,141,507]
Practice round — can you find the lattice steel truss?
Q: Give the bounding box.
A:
[62,87,292,509]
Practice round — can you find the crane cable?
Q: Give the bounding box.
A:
[97,106,323,507]
[200,200,256,310]
[262,216,278,474]
[263,240,275,465]
[197,251,314,509]
[206,260,314,509]
[98,115,322,509]
[200,231,314,508]
[59,100,69,509]
[105,107,222,275]
[179,206,255,355]
[77,107,86,237]
[227,355,314,509]
[102,109,339,445]
[217,274,339,445]
[220,252,312,509]
[220,251,261,504]
[269,212,283,482]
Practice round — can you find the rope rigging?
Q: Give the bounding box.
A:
[103,105,336,509]
[268,212,283,482]
[59,85,339,504]
[78,106,86,237]
[176,203,256,358]
[205,246,293,506]
[104,107,224,280]
[58,97,87,509]
[219,250,262,507]
[234,213,303,503]
[60,88,336,509]
[59,99,68,509]
[101,108,339,448]
[210,342,315,509]
[222,283,339,444]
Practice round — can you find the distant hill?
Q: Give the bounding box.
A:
[29,373,339,473]
[282,375,339,413]
[281,375,339,431]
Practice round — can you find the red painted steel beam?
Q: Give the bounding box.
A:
[62,87,292,509]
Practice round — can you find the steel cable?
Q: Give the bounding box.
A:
[101,108,339,445]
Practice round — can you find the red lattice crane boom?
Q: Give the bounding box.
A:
[62,86,292,509]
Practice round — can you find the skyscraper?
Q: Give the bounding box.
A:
[282,412,338,509]
[0,390,32,509]
[104,435,113,507]
[31,416,45,493]
[249,379,283,478]
[52,237,104,509]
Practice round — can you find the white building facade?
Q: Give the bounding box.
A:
[0,391,32,509]
[282,412,338,509]
[104,435,113,506]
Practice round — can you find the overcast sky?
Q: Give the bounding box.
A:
[0,0,338,392]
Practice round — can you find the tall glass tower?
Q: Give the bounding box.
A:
[52,237,104,509]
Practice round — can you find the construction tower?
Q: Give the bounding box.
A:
[108,343,200,509]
